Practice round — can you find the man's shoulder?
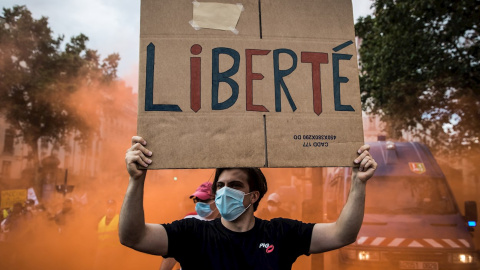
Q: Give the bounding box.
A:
[254,217,286,228]
[165,216,218,228]
[184,214,205,220]
[257,217,313,230]
[259,216,295,223]
[184,211,197,217]
[162,217,222,240]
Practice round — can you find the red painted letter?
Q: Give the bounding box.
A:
[301,52,328,116]
[190,44,202,112]
[246,49,270,112]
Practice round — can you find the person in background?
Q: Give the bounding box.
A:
[185,182,220,220]
[159,182,220,270]
[0,202,26,239]
[2,207,8,221]
[23,199,35,218]
[97,199,120,244]
[0,202,29,270]
[51,198,75,233]
[256,192,290,220]
[94,199,124,270]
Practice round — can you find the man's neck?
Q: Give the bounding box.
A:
[220,209,255,232]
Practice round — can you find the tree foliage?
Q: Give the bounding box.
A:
[0,5,120,163]
[355,0,479,152]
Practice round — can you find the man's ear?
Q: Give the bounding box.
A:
[251,191,260,204]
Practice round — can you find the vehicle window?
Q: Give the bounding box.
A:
[365,177,456,215]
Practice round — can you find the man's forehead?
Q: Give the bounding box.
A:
[218,169,248,182]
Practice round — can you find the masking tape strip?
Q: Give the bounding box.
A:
[191,1,244,33]
[229,27,239,35]
[189,20,201,30]
[236,3,244,12]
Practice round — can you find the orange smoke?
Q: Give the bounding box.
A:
[2,75,479,270]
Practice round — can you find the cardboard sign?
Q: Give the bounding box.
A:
[137,0,364,169]
[1,189,27,209]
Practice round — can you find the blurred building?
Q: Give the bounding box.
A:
[362,112,386,143]
[0,116,26,181]
[0,83,137,191]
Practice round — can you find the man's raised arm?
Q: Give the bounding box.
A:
[309,145,377,254]
[119,136,169,256]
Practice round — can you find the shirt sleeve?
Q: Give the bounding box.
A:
[273,218,315,257]
[161,218,198,259]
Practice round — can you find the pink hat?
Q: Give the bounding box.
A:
[190,182,213,200]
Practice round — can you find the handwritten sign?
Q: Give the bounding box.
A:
[137,0,364,169]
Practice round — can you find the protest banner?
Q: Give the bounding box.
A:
[137,0,364,169]
[1,189,27,209]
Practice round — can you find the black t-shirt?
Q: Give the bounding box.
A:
[162,217,315,270]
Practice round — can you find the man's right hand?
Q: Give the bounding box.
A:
[125,136,153,180]
[121,136,168,256]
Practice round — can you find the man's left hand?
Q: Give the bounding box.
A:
[353,145,377,182]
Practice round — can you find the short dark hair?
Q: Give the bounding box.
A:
[212,168,268,211]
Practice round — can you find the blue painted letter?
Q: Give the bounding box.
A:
[332,53,354,111]
[273,49,297,112]
[212,48,240,110]
[145,43,182,112]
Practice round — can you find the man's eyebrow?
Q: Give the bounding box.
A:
[228,180,244,185]
[217,179,243,184]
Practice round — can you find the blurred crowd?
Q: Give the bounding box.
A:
[0,196,129,270]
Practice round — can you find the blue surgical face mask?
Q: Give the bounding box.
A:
[195,201,214,218]
[215,187,252,221]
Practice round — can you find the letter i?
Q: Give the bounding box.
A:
[190,44,202,112]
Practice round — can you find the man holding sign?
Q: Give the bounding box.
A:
[119,136,377,269]
[124,0,376,267]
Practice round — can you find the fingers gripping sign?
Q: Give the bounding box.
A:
[125,136,153,180]
[353,144,377,183]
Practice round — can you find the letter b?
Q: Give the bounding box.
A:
[212,48,240,110]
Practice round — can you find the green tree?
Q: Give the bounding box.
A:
[0,6,120,169]
[355,0,479,153]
